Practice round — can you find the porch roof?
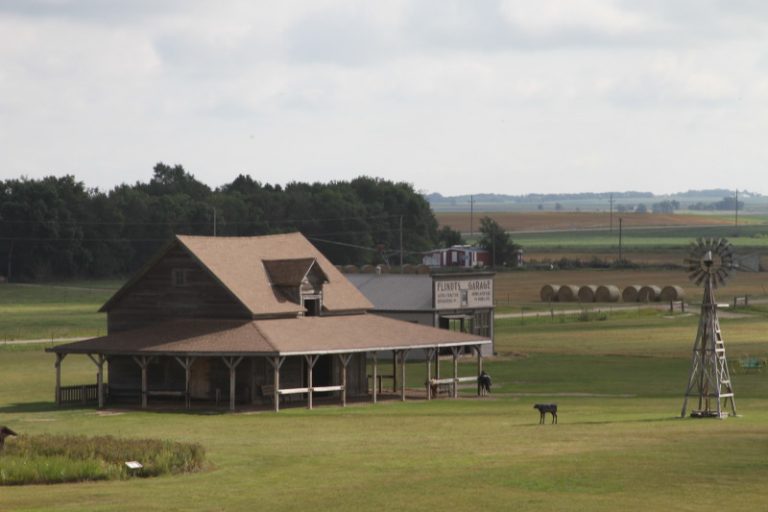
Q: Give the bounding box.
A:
[49,314,489,357]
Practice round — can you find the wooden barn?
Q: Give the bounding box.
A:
[49,233,490,412]
[422,245,490,268]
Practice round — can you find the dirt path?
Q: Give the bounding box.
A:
[1,337,86,346]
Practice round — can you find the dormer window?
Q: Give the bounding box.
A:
[263,258,329,316]
[172,268,190,287]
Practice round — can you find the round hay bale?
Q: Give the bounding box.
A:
[556,284,580,302]
[577,285,598,303]
[595,285,620,303]
[401,264,416,274]
[415,264,431,274]
[540,284,560,302]
[660,285,685,302]
[638,285,662,302]
[360,264,376,273]
[622,285,642,302]
[342,265,358,274]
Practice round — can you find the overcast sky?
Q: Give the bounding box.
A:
[1,1,767,195]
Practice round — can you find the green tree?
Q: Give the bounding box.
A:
[437,225,464,247]
[477,216,518,267]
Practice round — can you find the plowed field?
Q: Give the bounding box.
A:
[436,211,732,233]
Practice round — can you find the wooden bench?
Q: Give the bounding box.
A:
[147,390,185,398]
[261,385,303,404]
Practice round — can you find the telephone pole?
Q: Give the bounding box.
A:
[399,215,404,272]
[469,195,474,239]
[618,217,623,262]
[734,191,739,228]
[609,193,614,233]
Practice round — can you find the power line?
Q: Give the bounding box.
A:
[0,212,405,227]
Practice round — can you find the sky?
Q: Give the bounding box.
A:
[1,0,767,196]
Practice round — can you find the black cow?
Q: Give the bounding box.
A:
[478,371,492,395]
[0,426,17,450]
[533,404,557,424]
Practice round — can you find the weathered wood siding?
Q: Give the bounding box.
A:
[107,243,251,333]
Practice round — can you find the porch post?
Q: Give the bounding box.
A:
[267,356,286,412]
[222,356,244,412]
[425,348,435,400]
[54,353,66,406]
[476,345,483,396]
[87,353,106,409]
[305,354,319,410]
[338,354,352,407]
[400,350,409,402]
[132,356,150,409]
[372,352,378,404]
[451,347,460,399]
[174,357,196,408]
[392,350,398,393]
[435,348,440,380]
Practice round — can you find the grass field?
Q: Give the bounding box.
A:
[0,283,117,341]
[1,284,767,511]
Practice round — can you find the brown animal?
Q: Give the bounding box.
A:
[0,426,17,450]
[533,404,558,424]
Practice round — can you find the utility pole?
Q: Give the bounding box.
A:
[734,191,739,228]
[609,193,614,233]
[6,241,13,282]
[469,195,474,239]
[399,215,404,272]
[618,217,623,262]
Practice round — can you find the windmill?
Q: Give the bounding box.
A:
[680,238,737,418]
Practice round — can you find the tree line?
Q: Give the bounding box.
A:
[0,164,442,281]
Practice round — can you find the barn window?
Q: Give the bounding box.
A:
[172,268,190,287]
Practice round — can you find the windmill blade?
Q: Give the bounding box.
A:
[715,238,727,254]
[694,273,707,286]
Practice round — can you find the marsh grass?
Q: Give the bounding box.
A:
[0,434,205,485]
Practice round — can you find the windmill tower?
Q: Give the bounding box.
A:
[681,238,737,418]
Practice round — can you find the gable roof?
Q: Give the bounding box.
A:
[263,258,327,287]
[101,233,372,317]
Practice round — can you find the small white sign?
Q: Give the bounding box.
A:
[125,461,143,469]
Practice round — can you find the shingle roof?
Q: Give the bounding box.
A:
[178,234,371,315]
[101,233,372,317]
[51,314,489,356]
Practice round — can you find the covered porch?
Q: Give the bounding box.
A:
[48,314,490,412]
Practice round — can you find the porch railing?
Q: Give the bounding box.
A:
[58,384,106,405]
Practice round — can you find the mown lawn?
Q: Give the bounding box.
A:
[1,302,767,511]
[0,283,117,341]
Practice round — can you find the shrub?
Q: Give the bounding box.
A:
[0,434,205,485]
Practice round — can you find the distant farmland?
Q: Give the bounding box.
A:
[435,211,768,267]
[435,211,736,233]
[435,212,748,233]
